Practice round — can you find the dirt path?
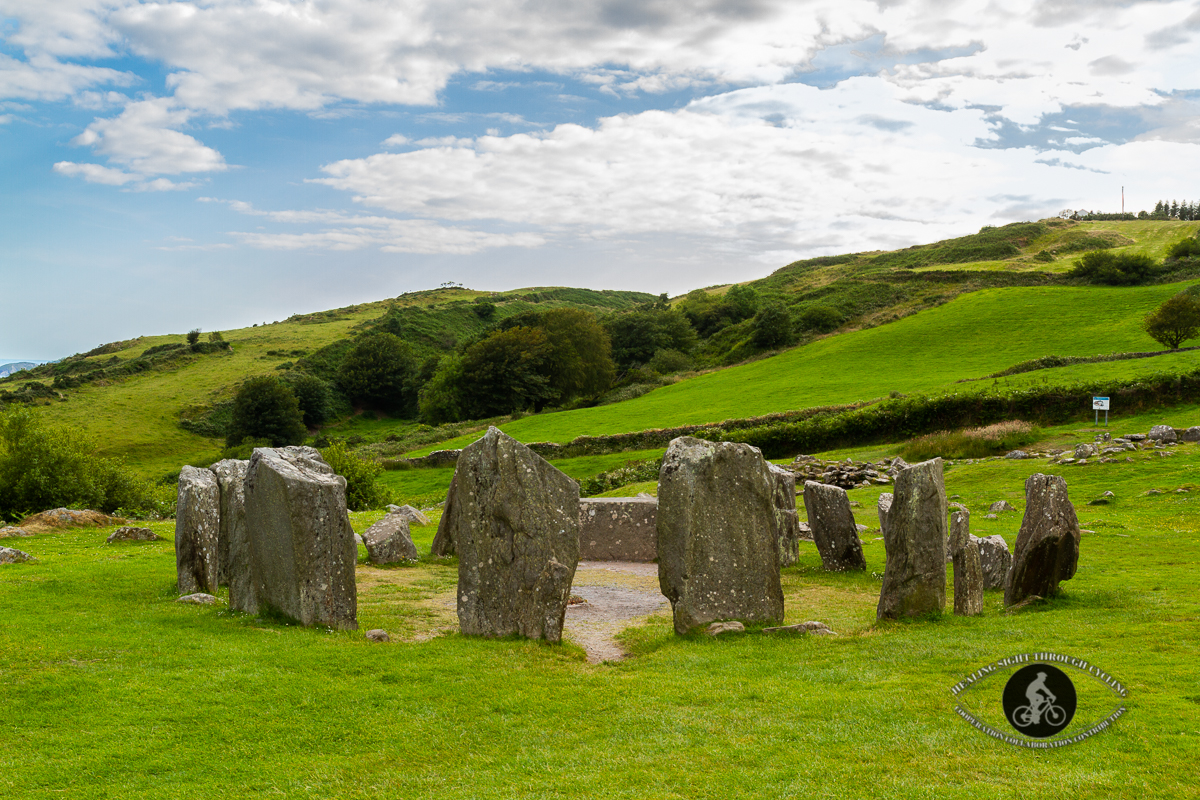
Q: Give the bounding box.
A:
[565,561,668,663]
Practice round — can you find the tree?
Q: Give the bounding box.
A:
[226,376,307,447]
[337,331,419,416]
[537,308,616,403]
[750,302,796,349]
[454,326,555,418]
[1143,294,1200,350]
[187,329,201,345]
[282,372,332,427]
[605,308,698,368]
[1168,235,1200,260]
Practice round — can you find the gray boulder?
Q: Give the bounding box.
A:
[657,437,784,635]
[0,546,33,564]
[948,504,982,616]
[175,465,220,595]
[877,458,947,620]
[803,481,867,572]
[177,593,218,605]
[974,534,1011,590]
[1005,473,1080,606]
[989,500,1017,514]
[244,446,358,630]
[1180,426,1200,443]
[105,526,160,543]
[210,459,253,613]
[579,496,657,562]
[1073,443,1098,459]
[1004,450,1029,459]
[768,464,801,568]
[362,513,419,565]
[430,471,458,557]
[0,526,32,538]
[386,504,431,526]
[449,427,580,643]
[1148,425,1177,443]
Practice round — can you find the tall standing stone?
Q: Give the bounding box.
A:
[430,470,458,557]
[657,437,784,635]
[803,481,867,571]
[948,503,982,616]
[449,427,579,643]
[244,447,358,630]
[175,466,220,595]
[210,458,254,613]
[877,458,947,620]
[769,464,801,568]
[1005,473,1080,606]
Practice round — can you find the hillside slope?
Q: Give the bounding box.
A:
[406,281,1200,453]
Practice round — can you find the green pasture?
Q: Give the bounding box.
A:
[406,281,1200,454]
[3,437,1199,797]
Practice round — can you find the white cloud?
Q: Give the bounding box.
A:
[207,197,545,255]
[71,98,227,175]
[53,160,137,185]
[310,78,1200,258]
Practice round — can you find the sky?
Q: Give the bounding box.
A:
[3,0,1200,361]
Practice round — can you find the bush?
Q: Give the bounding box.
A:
[797,304,843,333]
[1067,251,1161,285]
[0,405,161,521]
[225,377,307,448]
[319,440,387,510]
[283,372,332,427]
[647,349,692,375]
[1168,236,1200,260]
[187,329,201,345]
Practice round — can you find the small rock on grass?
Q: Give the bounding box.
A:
[707,621,745,636]
[0,546,34,564]
[989,500,1016,514]
[763,621,837,636]
[106,526,161,543]
[366,629,390,642]
[0,526,32,538]
[176,593,219,605]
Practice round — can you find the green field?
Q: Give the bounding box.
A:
[406,281,1200,454]
[3,433,1198,797]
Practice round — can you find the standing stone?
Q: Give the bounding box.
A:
[175,466,220,595]
[877,458,947,620]
[362,513,419,565]
[578,496,657,562]
[449,427,580,643]
[803,481,867,571]
[657,437,784,635]
[877,493,893,536]
[974,534,1012,590]
[948,503,982,616]
[430,470,458,557]
[244,447,358,630]
[769,464,801,568]
[1005,473,1080,607]
[210,459,253,613]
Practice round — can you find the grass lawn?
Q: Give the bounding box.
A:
[3,425,1199,797]
[405,282,1200,455]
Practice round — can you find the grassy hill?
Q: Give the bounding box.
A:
[403,281,1200,454]
[3,219,1199,480]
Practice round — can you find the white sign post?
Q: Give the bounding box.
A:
[1093,397,1110,427]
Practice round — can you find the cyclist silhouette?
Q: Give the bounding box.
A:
[1010,671,1064,728]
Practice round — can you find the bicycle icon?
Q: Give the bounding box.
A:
[1011,701,1067,728]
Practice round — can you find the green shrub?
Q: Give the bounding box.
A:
[750,302,796,349]
[338,331,419,416]
[0,405,161,521]
[225,377,307,448]
[319,440,387,510]
[647,349,692,375]
[1168,235,1200,260]
[1067,251,1161,285]
[283,372,332,427]
[797,304,843,333]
